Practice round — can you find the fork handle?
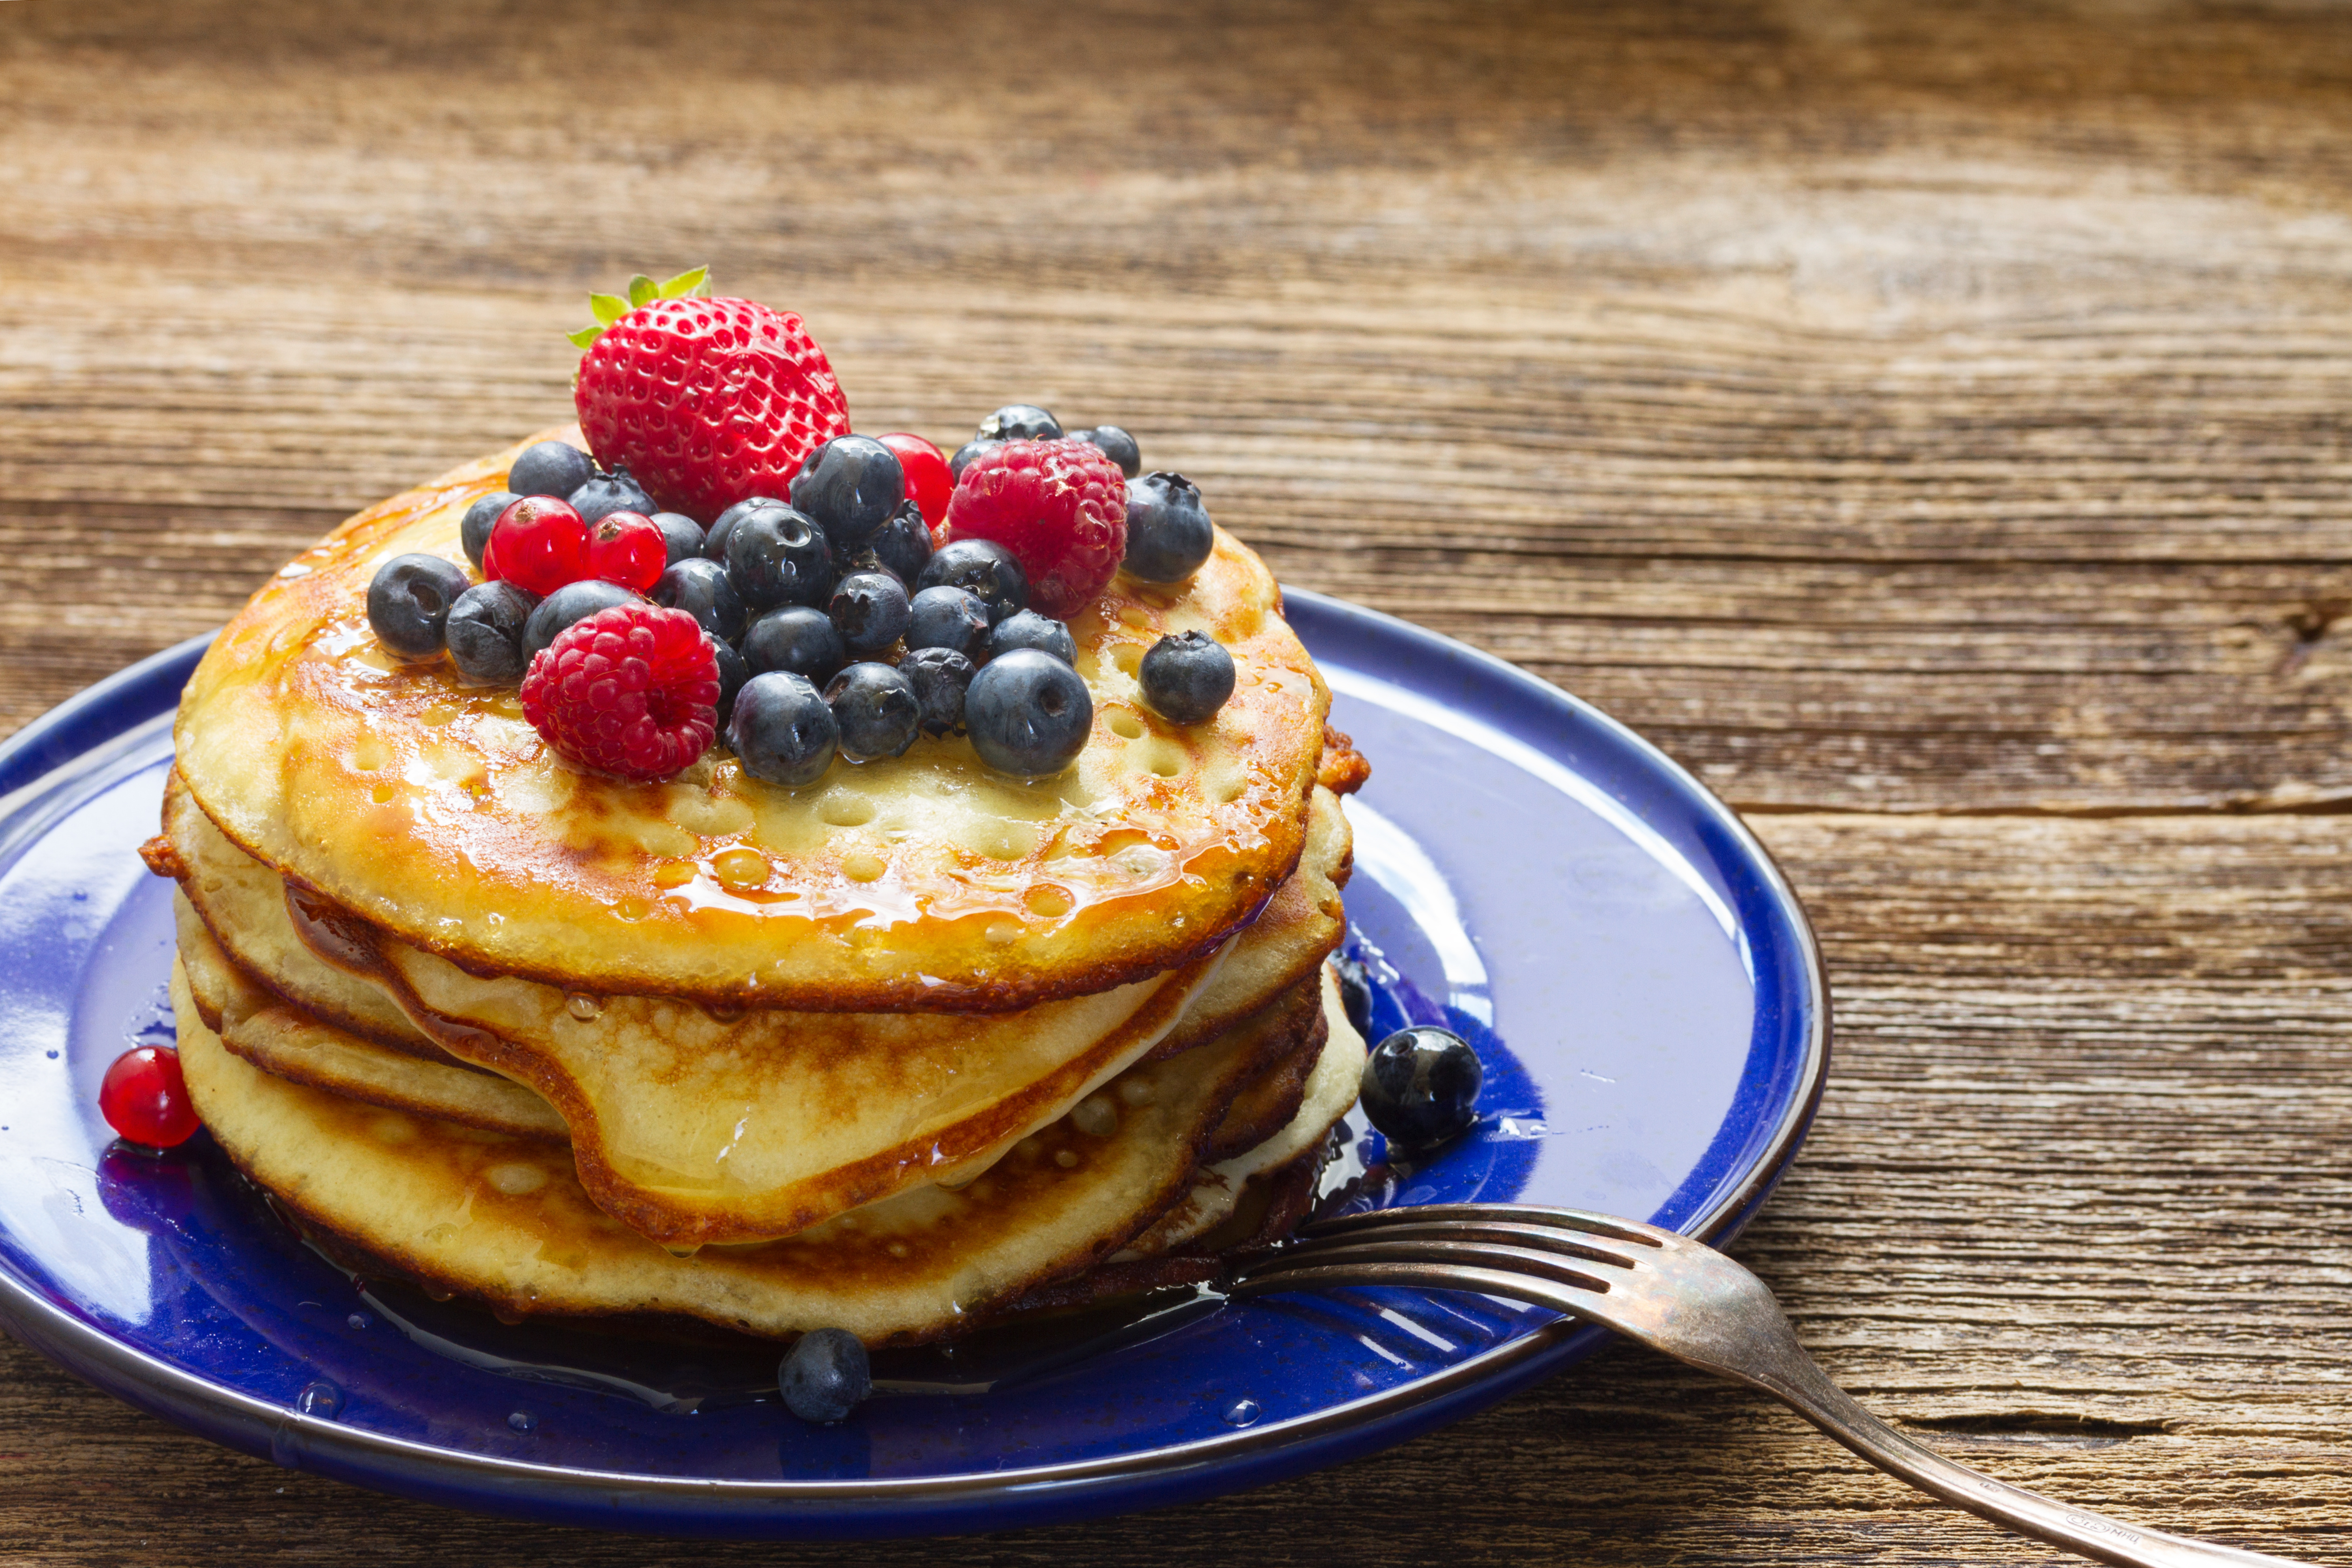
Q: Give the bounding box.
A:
[1734,1346,2307,1568]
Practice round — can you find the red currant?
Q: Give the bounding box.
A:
[584,511,667,594]
[99,1046,201,1148]
[877,432,953,530]
[488,496,590,596]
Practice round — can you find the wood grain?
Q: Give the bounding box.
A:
[3,0,2350,1562]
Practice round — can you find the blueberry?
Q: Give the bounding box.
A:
[1138,631,1234,724]
[726,505,833,611]
[727,672,837,787]
[869,499,934,584]
[778,1327,871,1425]
[902,646,974,737]
[905,586,990,661]
[1072,424,1141,478]
[1360,1026,1483,1150]
[916,539,1028,624]
[507,442,594,501]
[567,466,656,525]
[965,650,1092,777]
[1331,951,1376,1045]
[649,511,705,566]
[828,570,912,656]
[445,581,535,684]
[461,490,520,571]
[825,662,922,762]
[987,609,1077,666]
[790,435,905,553]
[710,636,748,727]
[949,439,998,480]
[743,605,846,685]
[1122,472,1213,583]
[705,495,785,564]
[521,579,640,661]
[976,404,1061,442]
[650,557,746,642]
[366,554,472,659]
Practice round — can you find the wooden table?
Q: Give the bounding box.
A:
[4,1,2348,1561]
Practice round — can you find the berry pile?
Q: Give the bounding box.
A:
[362,280,1246,788]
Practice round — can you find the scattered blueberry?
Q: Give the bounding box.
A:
[1121,472,1214,582]
[521,579,641,661]
[916,539,1028,624]
[824,662,922,762]
[965,650,1092,777]
[568,466,657,525]
[869,499,934,584]
[778,1327,872,1424]
[726,506,834,611]
[705,496,785,564]
[950,439,998,480]
[710,635,748,726]
[445,581,536,684]
[1072,424,1141,478]
[1331,951,1376,1045]
[1138,631,1235,724]
[977,404,1062,442]
[828,570,913,656]
[791,435,906,552]
[1360,1026,1483,1150]
[987,609,1077,666]
[366,554,472,659]
[728,672,838,787]
[461,491,520,571]
[905,586,991,661]
[743,605,846,685]
[507,441,594,501]
[651,557,747,642]
[649,511,705,566]
[901,646,974,737]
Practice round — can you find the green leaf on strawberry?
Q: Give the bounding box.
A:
[568,266,716,352]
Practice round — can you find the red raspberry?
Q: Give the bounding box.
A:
[100,1046,201,1148]
[521,605,719,782]
[489,496,590,595]
[585,511,667,594]
[876,432,954,529]
[574,296,851,523]
[939,438,1128,617]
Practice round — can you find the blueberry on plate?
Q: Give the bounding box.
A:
[965,649,1092,777]
[444,581,536,685]
[521,579,641,661]
[1360,1025,1483,1151]
[1138,630,1234,724]
[567,466,656,525]
[790,435,906,553]
[1072,424,1141,478]
[901,645,974,737]
[987,609,1077,666]
[1330,951,1376,1046]
[728,671,837,787]
[828,569,913,656]
[651,557,747,642]
[976,404,1061,442]
[778,1327,871,1425]
[824,662,923,762]
[1121,472,1213,583]
[869,499,934,585]
[710,636,748,727]
[726,505,833,611]
[649,511,705,566]
[743,605,846,685]
[461,490,520,572]
[704,495,785,564]
[916,538,1028,625]
[507,441,595,501]
[905,585,991,661]
[366,554,473,659]
[949,439,998,480]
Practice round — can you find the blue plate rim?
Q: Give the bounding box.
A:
[0,592,1831,1530]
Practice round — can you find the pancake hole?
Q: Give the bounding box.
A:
[1218,776,1247,803]
[487,1162,546,1196]
[1054,1149,1080,1169]
[819,792,877,827]
[1117,1078,1158,1107]
[370,783,397,805]
[1144,742,1185,778]
[984,919,1021,947]
[1071,1095,1118,1138]
[714,847,770,891]
[886,1241,910,1259]
[703,1002,745,1024]
[614,896,653,921]
[421,703,458,728]
[842,852,887,883]
[1110,643,1145,677]
[1107,710,1145,740]
[422,1222,458,1244]
[350,739,389,773]
[653,858,696,889]
[565,992,602,1021]
[1024,885,1073,918]
[1016,1136,1044,1161]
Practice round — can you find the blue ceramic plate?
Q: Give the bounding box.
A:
[0,592,1827,1538]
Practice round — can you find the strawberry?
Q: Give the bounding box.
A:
[570,268,850,525]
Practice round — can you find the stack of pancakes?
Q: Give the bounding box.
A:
[148,434,1368,1346]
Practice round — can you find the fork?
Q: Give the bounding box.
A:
[1224,1204,2307,1568]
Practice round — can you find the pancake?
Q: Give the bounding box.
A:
[175,959,1360,1345]
[172,430,1331,1014]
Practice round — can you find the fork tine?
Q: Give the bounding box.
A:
[1230,1238,1629,1301]
[1300,1202,1672,1250]
[1223,1259,1594,1319]
[1283,1219,1647,1271]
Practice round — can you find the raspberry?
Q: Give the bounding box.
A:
[939,438,1128,618]
[521,605,719,781]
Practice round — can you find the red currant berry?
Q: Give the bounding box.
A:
[584,511,667,594]
[99,1045,201,1148]
[877,433,953,530]
[488,496,590,596]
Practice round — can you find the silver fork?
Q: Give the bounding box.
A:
[1224,1204,2308,1568]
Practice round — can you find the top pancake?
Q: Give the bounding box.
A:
[173,431,1331,1012]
